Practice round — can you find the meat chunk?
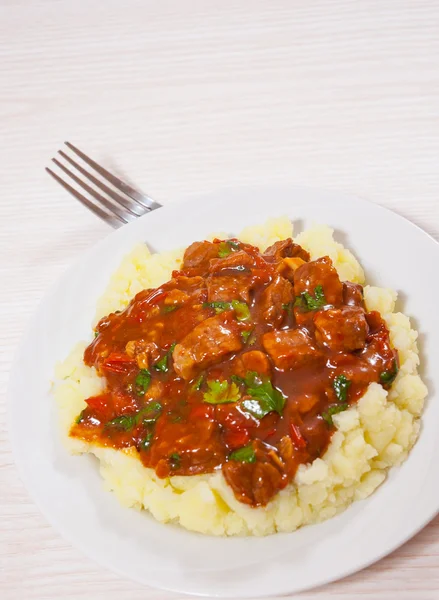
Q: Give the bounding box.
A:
[125,340,161,369]
[314,306,369,352]
[172,312,243,379]
[233,351,271,378]
[278,257,307,281]
[206,273,253,303]
[293,392,320,414]
[343,282,365,307]
[262,329,322,370]
[259,275,294,326]
[263,239,310,263]
[222,440,286,506]
[164,276,206,306]
[294,256,343,306]
[209,250,254,273]
[163,289,190,305]
[182,241,219,274]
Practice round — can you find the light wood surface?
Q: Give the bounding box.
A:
[1,1,439,598]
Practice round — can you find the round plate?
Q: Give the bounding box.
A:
[8,186,439,597]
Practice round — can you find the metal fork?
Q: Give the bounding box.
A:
[46,142,162,228]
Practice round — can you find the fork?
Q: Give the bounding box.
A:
[46,142,162,228]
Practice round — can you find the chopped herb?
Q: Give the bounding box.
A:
[247,332,257,346]
[138,401,162,424]
[139,433,153,451]
[322,404,348,426]
[380,359,399,385]
[241,329,252,343]
[333,374,352,403]
[203,300,250,321]
[282,302,294,313]
[191,373,205,391]
[163,305,179,313]
[239,371,286,418]
[297,285,327,311]
[218,240,240,258]
[203,380,241,404]
[169,413,183,423]
[75,409,87,424]
[106,415,136,430]
[229,444,256,464]
[153,342,177,373]
[231,300,251,322]
[154,354,169,372]
[94,331,99,338]
[169,452,181,468]
[135,369,151,395]
[218,242,232,258]
[203,301,232,314]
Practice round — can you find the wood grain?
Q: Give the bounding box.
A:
[1,1,439,598]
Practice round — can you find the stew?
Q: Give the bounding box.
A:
[71,237,398,507]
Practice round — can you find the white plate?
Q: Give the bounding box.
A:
[8,185,439,597]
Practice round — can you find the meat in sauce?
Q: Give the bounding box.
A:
[71,237,398,507]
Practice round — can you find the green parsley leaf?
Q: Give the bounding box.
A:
[218,242,232,258]
[229,444,256,464]
[240,371,286,418]
[94,331,99,338]
[203,301,232,314]
[333,374,352,403]
[168,412,183,423]
[191,373,205,391]
[380,359,399,385]
[297,285,327,311]
[154,354,169,372]
[138,401,162,424]
[282,302,294,314]
[163,305,179,313]
[231,300,251,322]
[75,409,87,424]
[135,369,151,395]
[169,452,181,468]
[203,380,241,404]
[203,300,250,321]
[241,329,253,343]
[107,415,136,430]
[139,433,153,451]
[322,403,348,426]
[218,240,240,258]
[153,343,177,373]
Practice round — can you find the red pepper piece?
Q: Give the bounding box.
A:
[189,404,214,420]
[290,422,307,449]
[103,352,136,373]
[224,428,250,449]
[85,393,112,420]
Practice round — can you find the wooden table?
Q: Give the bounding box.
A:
[1,1,439,598]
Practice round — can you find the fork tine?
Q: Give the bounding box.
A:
[51,158,134,223]
[46,167,125,228]
[65,141,162,211]
[58,151,145,217]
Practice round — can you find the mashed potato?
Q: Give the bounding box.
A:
[54,218,427,536]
